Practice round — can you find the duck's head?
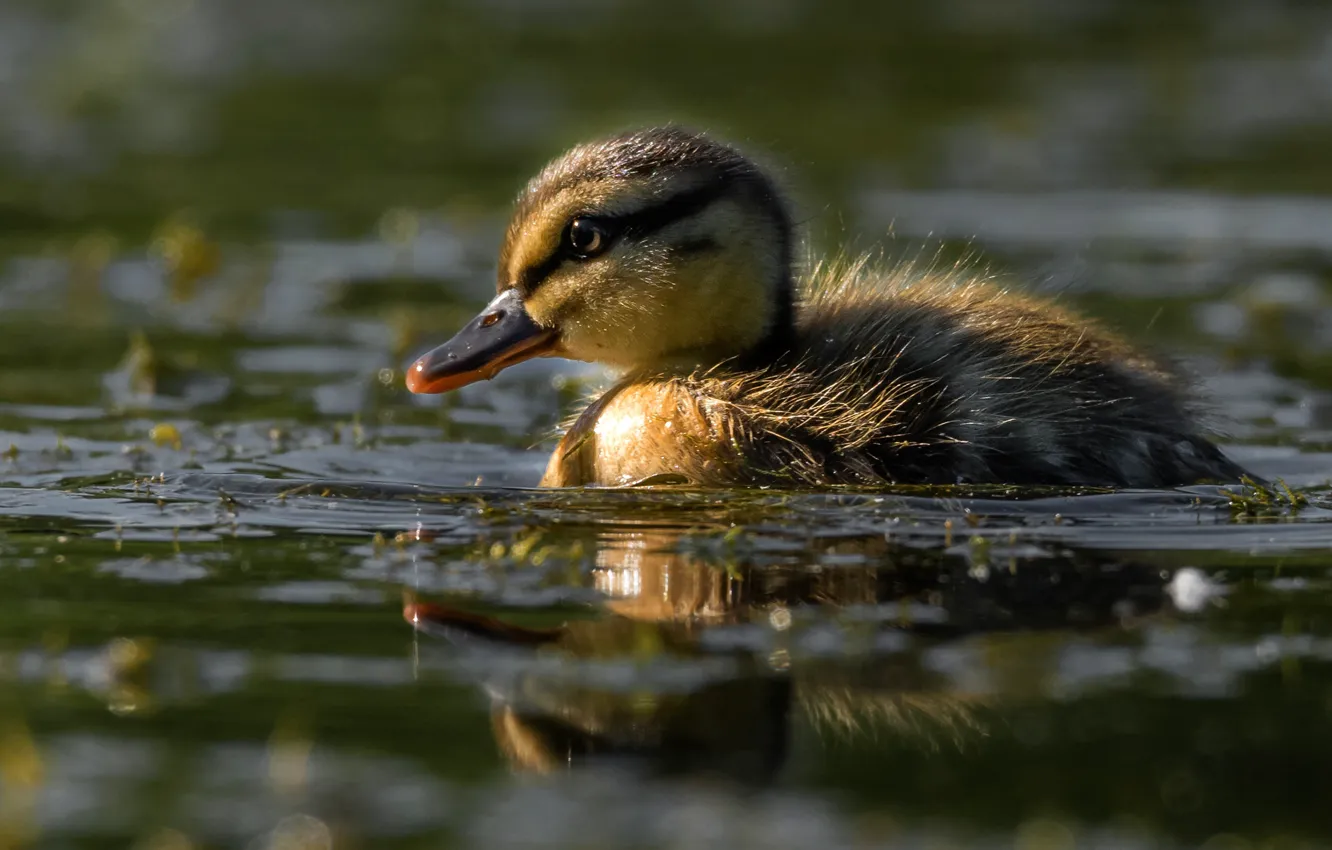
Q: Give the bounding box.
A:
[405,127,795,394]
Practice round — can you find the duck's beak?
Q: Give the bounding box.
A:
[405,288,559,394]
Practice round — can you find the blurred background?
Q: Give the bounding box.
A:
[3,1,1332,848]
[4,0,1332,447]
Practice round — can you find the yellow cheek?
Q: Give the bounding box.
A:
[523,289,557,326]
[525,269,643,364]
[524,275,585,326]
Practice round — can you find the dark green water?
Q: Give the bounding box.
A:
[3,2,1332,847]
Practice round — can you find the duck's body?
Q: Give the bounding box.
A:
[407,127,1248,489]
[542,265,1245,488]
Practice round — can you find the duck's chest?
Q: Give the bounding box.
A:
[539,380,724,487]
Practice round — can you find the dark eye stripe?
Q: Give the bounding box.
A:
[516,176,733,293]
[615,177,732,241]
[518,250,567,292]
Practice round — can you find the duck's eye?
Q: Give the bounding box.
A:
[567,218,609,258]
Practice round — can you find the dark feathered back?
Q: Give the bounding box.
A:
[672,256,1248,487]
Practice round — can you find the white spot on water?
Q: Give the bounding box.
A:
[1166,567,1226,613]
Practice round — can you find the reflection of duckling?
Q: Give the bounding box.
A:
[406,596,791,781]
[407,126,1249,487]
[406,530,1167,778]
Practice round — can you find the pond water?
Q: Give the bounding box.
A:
[3,2,1332,848]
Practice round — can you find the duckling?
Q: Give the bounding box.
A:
[406,126,1250,488]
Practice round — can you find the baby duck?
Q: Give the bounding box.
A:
[406,127,1249,489]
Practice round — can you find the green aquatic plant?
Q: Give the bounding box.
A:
[480,530,588,569]
[1223,476,1309,519]
[150,214,221,302]
[117,330,159,398]
[149,423,182,450]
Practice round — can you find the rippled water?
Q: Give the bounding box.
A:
[5,2,1332,848]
